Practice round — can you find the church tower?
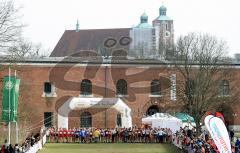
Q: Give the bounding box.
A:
[129,13,156,59]
[152,5,174,60]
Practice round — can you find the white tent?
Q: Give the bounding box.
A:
[142,113,182,133]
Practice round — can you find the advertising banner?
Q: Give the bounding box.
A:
[205,115,231,153]
[2,76,20,122]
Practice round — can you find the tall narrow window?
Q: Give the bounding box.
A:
[81,79,92,95]
[44,82,52,93]
[80,112,92,128]
[219,80,230,96]
[116,79,127,95]
[151,79,160,95]
[152,29,155,35]
[116,114,122,127]
[44,112,53,128]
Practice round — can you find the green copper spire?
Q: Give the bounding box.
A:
[159,5,167,16]
[135,12,153,28]
[157,5,172,21]
[140,12,148,23]
[76,20,79,32]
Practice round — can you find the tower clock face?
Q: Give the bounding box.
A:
[165,31,170,37]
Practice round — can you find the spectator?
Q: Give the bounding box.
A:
[235,138,240,153]
[1,144,5,153]
[8,144,14,153]
[230,129,235,142]
[14,144,19,153]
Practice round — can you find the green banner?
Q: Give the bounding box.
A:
[2,76,20,122]
[11,79,20,122]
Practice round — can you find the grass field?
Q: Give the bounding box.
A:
[39,143,181,153]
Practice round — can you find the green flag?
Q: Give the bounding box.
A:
[11,78,20,122]
[2,76,17,122]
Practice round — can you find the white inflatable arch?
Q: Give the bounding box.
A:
[57,97,132,129]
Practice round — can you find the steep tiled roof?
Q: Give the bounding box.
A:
[50,28,131,57]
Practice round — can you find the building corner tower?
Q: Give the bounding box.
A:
[152,5,174,60]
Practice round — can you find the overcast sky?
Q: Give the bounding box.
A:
[18,0,240,57]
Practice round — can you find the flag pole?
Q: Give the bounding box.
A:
[8,67,11,144]
[15,70,18,144]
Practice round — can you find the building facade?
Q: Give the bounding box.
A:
[1,5,240,132]
[0,58,240,130]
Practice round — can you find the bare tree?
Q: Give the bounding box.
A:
[0,0,49,59]
[175,32,238,134]
[7,38,48,59]
[0,0,23,51]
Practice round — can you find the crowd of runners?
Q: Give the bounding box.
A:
[46,126,173,143]
[2,125,240,153]
[44,126,240,152]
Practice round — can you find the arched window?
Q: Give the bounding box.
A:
[151,79,160,95]
[116,79,127,95]
[219,80,230,96]
[81,79,92,95]
[80,112,92,128]
[116,113,122,127]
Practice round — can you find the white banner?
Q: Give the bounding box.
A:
[170,74,176,101]
[205,115,231,153]
[204,115,214,134]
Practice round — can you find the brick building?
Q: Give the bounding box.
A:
[1,5,240,131]
[0,57,240,130]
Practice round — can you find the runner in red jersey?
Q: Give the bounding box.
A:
[63,128,68,143]
[58,128,63,143]
[67,128,72,143]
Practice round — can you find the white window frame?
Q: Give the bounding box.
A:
[42,82,57,98]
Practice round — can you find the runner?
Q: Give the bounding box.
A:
[74,128,80,143]
[81,128,87,143]
[111,128,116,143]
[145,128,150,143]
[71,127,76,143]
[67,128,72,143]
[93,128,100,143]
[78,129,82,143]
[89,128,93,143]
[58,128,63,143]
[63,128,68,143]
